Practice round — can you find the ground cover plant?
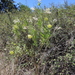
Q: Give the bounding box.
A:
[0,1,75,75]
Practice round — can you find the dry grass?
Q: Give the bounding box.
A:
[0,52,39,75]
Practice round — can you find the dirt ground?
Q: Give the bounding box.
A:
[0,52,36,75]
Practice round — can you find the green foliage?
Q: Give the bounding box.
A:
[11,11,52,57]
[0,0,17,12]
[19,4,31,12]
[1,1,75,75]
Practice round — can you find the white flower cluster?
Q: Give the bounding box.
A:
[53,19,57,22]
[27,16,38,22]
[55,26,62,30]
[23,27,27,30]
[44,8,51,14]
[31,7,35,11]
[32,17,38,21]
[13,18,20,24]
[38,0,41,2]
[27,18,32,23]
[29,19,33,23]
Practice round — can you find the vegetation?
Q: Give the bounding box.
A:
[0,0,17,12]
[0,1,75,75]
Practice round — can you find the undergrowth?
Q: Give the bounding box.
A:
[0,1,75,75]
